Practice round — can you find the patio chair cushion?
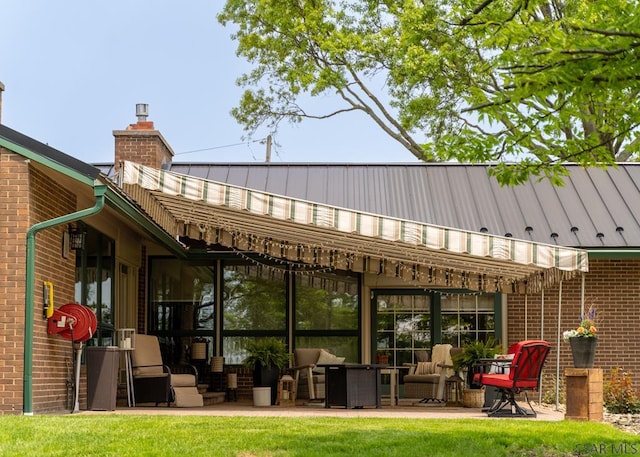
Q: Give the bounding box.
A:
[132,334,165,376]
[403,344,453,401]
[173,387,204,407]
[415,350,430,362]
[415,361,437,375]
[296,348,323,367]
[171,373,198,387]
[294,348,344,400]
[313,349,345,374]
[488,354,514,374]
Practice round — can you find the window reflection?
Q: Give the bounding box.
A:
[75,226,114,346]
[221,263,286,364]
[149,259,215,366]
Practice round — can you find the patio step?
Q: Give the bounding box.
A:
[116,385,226,407]
[202,391,226,406]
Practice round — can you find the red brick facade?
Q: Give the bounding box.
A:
[0,149,84,414]
[508,258,640,392]
[0,151,29,413]
[113,120,174,173]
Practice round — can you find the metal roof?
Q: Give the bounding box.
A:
[96,162,640,248]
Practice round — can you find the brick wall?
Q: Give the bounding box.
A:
[113,121,174,173]
[508,258,640,395]
[0,149,81,414]
[30,167,81,413]
[0,151,30,414]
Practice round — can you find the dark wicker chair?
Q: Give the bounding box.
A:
[131,334,172,406]
[131,334,202,407]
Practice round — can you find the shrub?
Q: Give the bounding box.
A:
[604,366,640,414]
[541,373,565,405]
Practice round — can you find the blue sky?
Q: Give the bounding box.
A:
[0,1,419,164]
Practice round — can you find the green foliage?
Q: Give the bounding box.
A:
[219,0,640,185]
[243,337,290,370]
[0,415,632,457]
[223,266,286,331]
[604,366,640,414]
[453,338,503,372]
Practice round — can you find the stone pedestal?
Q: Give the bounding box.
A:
[565,368,603,421]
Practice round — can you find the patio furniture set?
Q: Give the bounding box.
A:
[127,336,551,417]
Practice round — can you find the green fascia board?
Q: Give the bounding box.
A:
[103,186,187,258]
[587,249,640,259]
[0,136,97,187]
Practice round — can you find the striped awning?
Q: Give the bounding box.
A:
[119,161,588,293]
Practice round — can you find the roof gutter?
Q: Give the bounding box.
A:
[23,185,107,415]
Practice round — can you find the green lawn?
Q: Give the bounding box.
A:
[0,415,637,456]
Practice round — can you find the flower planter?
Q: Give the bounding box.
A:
[462,387,485,408]
[569,337,597,368]
[375,355,389,365]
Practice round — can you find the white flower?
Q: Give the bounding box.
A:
[563,330,579,341]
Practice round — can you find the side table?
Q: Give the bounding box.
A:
[380,366,410,406]
[321,364,382,409]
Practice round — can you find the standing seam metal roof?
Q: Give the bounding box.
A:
[95,162,640,248]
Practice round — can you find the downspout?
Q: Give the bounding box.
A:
[23,185,107,415]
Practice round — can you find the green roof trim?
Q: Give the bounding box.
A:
[587,249,640,259]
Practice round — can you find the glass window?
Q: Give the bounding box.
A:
[376,293,431,366]
[150,260,215,332]
[149,259,215,366]
[294,271,360,361]
[374,290,499,365]
[75,226,114,346]
[295,272,358,330]
[440,293,496,347]
[221,262,287,364]
[223,264,286,331]
[294,336,359,363]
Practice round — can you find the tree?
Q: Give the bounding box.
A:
[218,0,640,185]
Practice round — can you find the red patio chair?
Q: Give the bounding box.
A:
[474,340,551,417]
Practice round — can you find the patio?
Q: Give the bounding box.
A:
[83,398,564,421]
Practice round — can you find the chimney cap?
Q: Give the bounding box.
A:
[136,103,149,121]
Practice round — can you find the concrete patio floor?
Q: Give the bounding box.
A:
[80,399,565,421]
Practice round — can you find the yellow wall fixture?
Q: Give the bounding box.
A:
[43,281,54,319]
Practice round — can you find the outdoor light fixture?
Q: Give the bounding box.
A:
[68,226,85,250]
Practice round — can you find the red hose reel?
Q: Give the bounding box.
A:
[47,303,97,342]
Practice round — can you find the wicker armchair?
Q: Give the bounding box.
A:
[403,344,454,403]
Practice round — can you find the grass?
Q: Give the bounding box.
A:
[0,415,637,456]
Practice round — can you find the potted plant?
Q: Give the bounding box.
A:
[375,349,390,365]
[453,338,502,407]
[453,338,503,387]
[244,338,290,405]
[563,304,598,368]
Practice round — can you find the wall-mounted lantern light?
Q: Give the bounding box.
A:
[68,226,85,250]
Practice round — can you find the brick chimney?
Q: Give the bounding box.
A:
[0,81,5,124]
[113,104,174,172]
